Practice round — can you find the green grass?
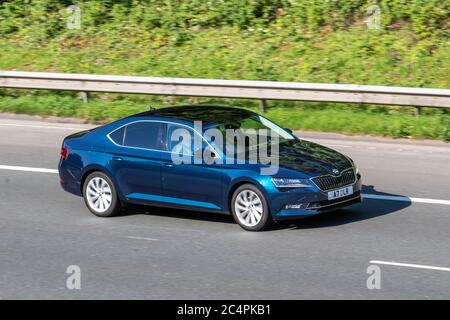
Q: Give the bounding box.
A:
[1,92,448,140]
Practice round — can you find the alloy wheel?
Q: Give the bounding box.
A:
[86,177,112,213]
[234,189,263,227]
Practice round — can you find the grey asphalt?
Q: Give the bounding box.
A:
[0,116,449,299]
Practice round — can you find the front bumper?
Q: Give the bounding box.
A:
[270,176,362,220]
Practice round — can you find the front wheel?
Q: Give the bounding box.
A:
[83,171,122,217]
[231,184,273,231]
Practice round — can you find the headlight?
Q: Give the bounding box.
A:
[271,178,311,188]
[346,156,359,175]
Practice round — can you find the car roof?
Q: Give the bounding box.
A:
[128,105,255,124]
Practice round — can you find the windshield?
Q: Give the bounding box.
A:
[203,114,297,153]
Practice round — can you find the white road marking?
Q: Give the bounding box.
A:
[0,165,58,174]
[126,236,159,241]
[324,144,353,148]
[1,164,450,206]
[362,193,450,205]
[370,260,450,272]
[0,123,86,130]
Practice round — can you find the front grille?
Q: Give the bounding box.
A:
[311,168,356,191]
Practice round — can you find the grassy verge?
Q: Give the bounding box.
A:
[0,92,448,140]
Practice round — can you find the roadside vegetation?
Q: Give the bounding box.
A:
[0,1,449,139]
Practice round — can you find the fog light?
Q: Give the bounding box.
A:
[285,203,309,210]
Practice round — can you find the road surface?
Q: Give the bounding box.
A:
[0,116,449,299]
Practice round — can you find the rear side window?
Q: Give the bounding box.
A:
[109,126,125,145]
[123,121,164,150]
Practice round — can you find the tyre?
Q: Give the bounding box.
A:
[231,183,273,231]
[83,171,122,217]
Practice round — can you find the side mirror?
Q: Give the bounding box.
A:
[194,149,216,160]
[202,149,218,164]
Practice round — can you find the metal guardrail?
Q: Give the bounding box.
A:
[1,71,449,108]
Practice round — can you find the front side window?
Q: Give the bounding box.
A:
[166,123,197,156]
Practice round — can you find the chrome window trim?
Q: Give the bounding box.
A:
[309,167,357,192]
[106,119,222,159]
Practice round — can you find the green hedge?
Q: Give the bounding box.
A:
[1,1,448,39]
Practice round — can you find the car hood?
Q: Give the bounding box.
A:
[277,139,352,176]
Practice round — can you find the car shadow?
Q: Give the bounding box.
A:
[121,185,411,230]
[123,204,236,225]
[272,185,412,231]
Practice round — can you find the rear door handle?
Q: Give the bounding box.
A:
[162,162,174,168]
[112,156,123,161]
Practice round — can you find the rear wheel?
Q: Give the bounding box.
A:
[231,184,273,231]
[83,171,122,217]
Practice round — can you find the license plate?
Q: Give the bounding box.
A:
[328,186,353,200]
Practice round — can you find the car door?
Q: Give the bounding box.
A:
[160,123,225,210]
[106,120,166,199]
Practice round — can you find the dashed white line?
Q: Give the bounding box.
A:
[370,260,450,272]
[0,165,58,174]
[324,144,353,148]
[1,164,449,206]
[363,193,450,206]
[126,236,159,241]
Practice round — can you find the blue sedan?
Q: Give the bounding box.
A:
[58,105,362,231]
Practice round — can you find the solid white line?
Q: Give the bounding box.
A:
[0,165,58,174]
[323,144,353,148]
[362,193,450,205]
[370,260,450,272]
[0,164,449,206]
[0,123,85,130]
[126,236,159,241]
